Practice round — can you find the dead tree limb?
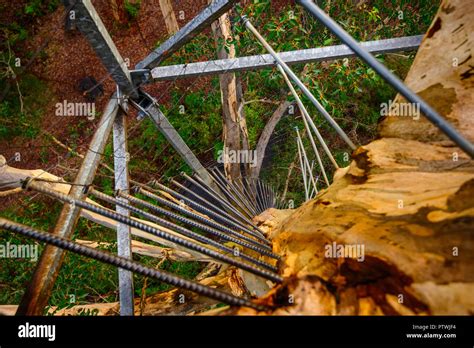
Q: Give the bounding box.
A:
[210,5,249,179]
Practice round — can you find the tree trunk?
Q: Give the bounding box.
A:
[232,0,474,315]
[253,100,292,178]
[210,7,249,179]
[159,0,179,35]
[236,77,251,175]
[110,0,127,24]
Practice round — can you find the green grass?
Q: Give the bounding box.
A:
[233,0,439,205]
[124,0,141,20]
[0,73,53,140]
[24,0,60,17]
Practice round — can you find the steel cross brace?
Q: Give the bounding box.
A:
[135,0,239,70]
[20,0,142,316]
[63,0,137,98]
[131,91,219,188]
[147,35,423,81]
[19,0,234,315]
[66,0,218,186]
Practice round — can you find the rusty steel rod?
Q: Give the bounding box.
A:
[89,189,278,272]
[117,191,280,261]
[136,187,272,249]
[187,173,267,237]
[188,173,258,229]
[0,218,268,311]
[148,180,263,242]
[24,179,282,283]
[211,169,258,217]
[169,179,261,237]
[208,169,255,219]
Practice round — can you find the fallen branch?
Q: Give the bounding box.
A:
[0,187,22,197]
[0,265,249,316]
[0,155,214,262]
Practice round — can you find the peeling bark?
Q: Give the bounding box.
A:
[231,0,474,316]
[210,6,249,179]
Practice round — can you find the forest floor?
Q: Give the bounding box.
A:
[0,0,290,172]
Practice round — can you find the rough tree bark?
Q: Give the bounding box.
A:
[110,0,127,24]
[232,0,474,315]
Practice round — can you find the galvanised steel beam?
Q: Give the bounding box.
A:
[148,35,423,81]
[65,0,222,193]
[277,63,331,186]
[112,107,134,316]
[136,0,239,70]
[63,0,138,97]
[17,95,120,315]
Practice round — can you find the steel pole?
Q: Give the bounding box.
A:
[17,95,120,315]
[296,0,474,158]
[277,64,335,185]
[242,16,356,150]
[296,129,318,196]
